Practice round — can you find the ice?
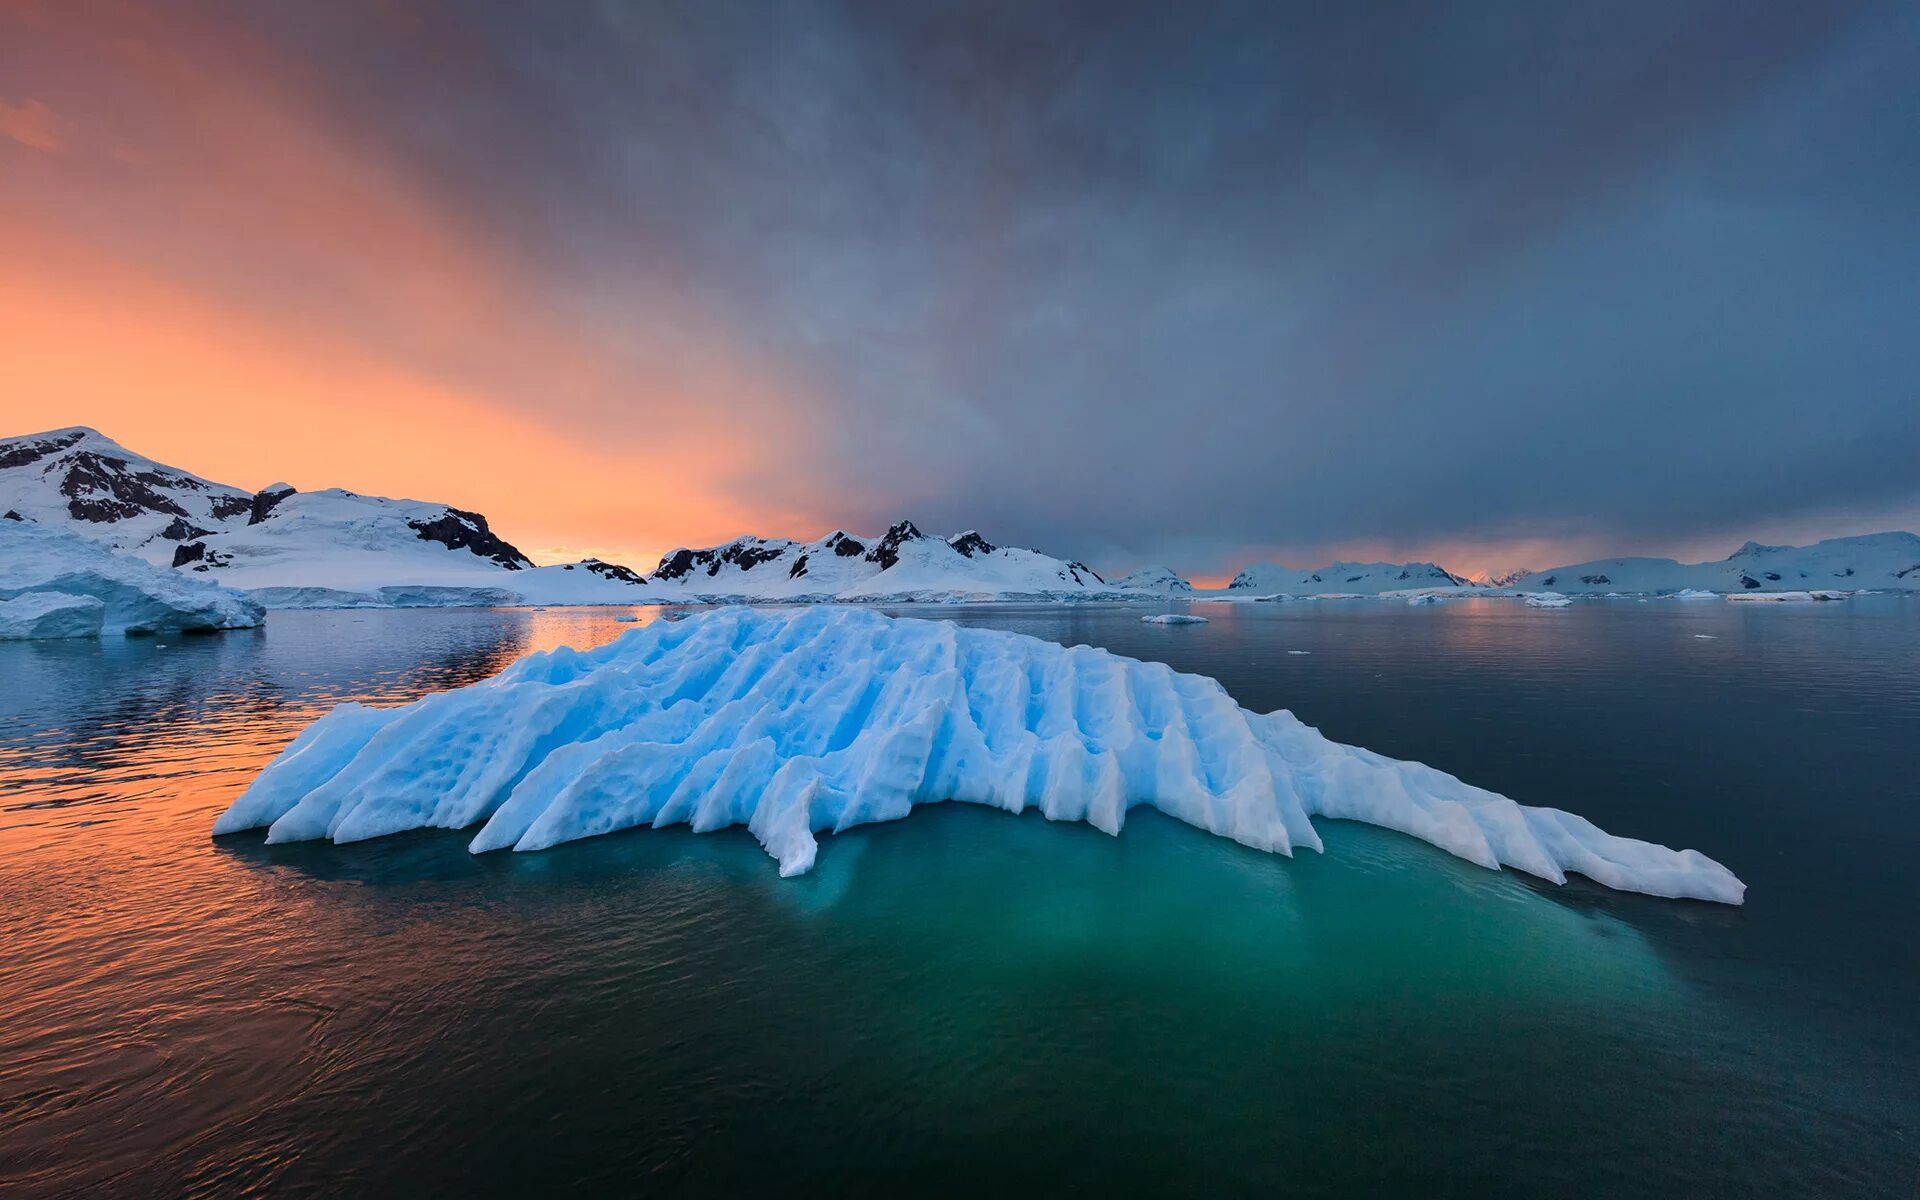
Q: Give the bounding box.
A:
[0,591,106,640]
[1508,532,1920,595]
[1140,613,1208,625]
[1673,588,1719,600]
[0,520,263,636]
[214,607,1745,904]
[1724,591,1842,603]
[1229,560,1469,594]
[1114,566,1194,593]
[1524,592,1572,608]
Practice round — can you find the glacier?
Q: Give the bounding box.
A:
[0,591,107,640]
[0,519,263,635]
[214,607,1744,904]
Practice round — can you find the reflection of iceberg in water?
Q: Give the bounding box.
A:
[217,608,1743,904]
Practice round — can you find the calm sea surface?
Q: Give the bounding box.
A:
[1,599,1915,1197]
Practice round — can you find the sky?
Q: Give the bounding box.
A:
[3,0,1917,583]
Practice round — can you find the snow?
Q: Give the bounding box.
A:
[0,591,106,640]
[1511,532,1920,595]
[215,607,1744,904]
[1114,566,1194,593]
[0,426,254,553]
[1227,560,1470,595]
[1724,590,1846,603]
[1673,588,1718,600]
[0,519,263,635]
[1524,592,1572,608]
[653,522,1121,604]
[248,585,525,609]
[1140,613,1208,625]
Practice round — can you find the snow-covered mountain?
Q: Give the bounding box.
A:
[1,428,1144,607]
[1225,560,1472,595]
[645,521,1120,602]
[1511,533,1920,595]
[1112,566,1193,592]
[1460,567,1532,588]
[1,427,257,553]
[0,426,651,606]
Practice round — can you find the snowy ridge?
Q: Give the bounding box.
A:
[0,426,661,605]
[214,608,1745,903]
[1228,560,1471,595]
[647,520,1121,603]
[1113,566,1194,592]
[0,426,254,552]
[1511,533,1920,594]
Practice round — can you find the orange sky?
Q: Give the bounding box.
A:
[0,0,837,567]
[4,2,1910,580]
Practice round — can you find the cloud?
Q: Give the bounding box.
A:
[4,1,1917,577]
[0,97,61,152]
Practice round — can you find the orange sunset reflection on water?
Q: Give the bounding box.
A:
[0,607,686,1192]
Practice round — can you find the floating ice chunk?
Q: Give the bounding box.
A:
[1286,650,1311,656]
[1672,588,1718,600]
[1725,591,1841,603]
[1692,634,1719,640]
[1524,592,1572,608]
[213,607,1745,904]
[0,591,106,640]
[614,615,641,623]
[1140,613,1208,625]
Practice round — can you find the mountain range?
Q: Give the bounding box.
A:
[4,426,1916,607]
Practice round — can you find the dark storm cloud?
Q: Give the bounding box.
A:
[249,0,1920,569]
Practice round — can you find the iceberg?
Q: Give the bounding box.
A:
[1140,613,1208,625]
[0,591,107,640]
[0,519,263,635]
[1525,592,1572,608]
[214,608,1744,904]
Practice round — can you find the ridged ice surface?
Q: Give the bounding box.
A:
[213,607,1746,903]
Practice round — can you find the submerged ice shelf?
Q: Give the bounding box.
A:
[213,607,1745,904]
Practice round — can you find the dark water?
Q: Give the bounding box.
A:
[1,599,1915,1197]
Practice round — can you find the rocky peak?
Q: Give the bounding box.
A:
[248,482,297,525]
[867,520,926,570]
[405,507,531,570]
[948,530,995,558]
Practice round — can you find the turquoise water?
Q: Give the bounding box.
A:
[0,600,1914,1196]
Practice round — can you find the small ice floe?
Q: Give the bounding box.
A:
[1524,592,1572,608]
[1286,650,1312,656]
[1672,588,1718,600]
[614,615,640,623]
[1140,613,1208,625]
[1725,590,1848,603]
[1692,634,1718,640]
[1405,594,1442,605]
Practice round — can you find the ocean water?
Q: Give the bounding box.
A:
[0,598,1914,1197]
